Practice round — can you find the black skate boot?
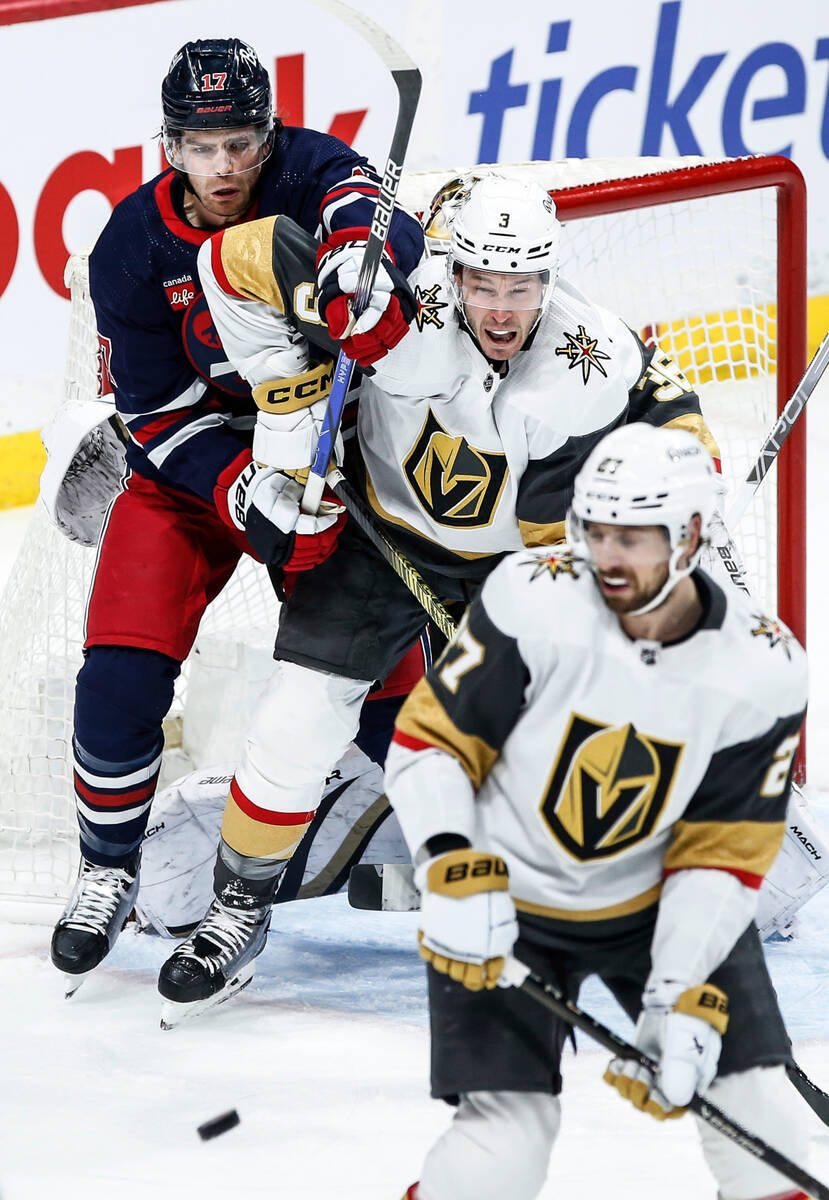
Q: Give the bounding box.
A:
[157,872,275,1030]
[50,852,140,996]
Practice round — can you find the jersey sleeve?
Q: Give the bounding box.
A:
[297,132,424,274]
[392,589,530,786]
[90,231,254,504]
[198,218,321,389]
[626,333,721,467]
[663,709,806,888]
[385,583,530,856]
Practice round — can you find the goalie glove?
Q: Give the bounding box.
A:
[415,848,518,992]
[604,980,729,1119]
[215,455,345,570]
[316,228,417,367]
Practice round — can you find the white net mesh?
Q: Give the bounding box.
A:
[0,156,798,916]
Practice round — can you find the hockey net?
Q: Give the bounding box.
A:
[0,154,807,919]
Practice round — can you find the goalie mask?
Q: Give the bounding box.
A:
[161,38,276,177]
[566,424,718,616]
[447,176,561,321]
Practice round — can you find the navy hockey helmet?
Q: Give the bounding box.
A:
[162,38,273,131]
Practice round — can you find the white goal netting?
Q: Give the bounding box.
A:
[0,155,804,918]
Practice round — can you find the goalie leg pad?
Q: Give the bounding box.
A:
[756,787,829,938]
[697,1065,810,1199]
[222,662,373,861]
[417,1090,559,1200]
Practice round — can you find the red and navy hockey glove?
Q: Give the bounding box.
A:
[316,228,417,368]
[215,454,345,570]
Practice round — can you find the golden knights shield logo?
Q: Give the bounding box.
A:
[541,714,683,861]
[403,408,509,528]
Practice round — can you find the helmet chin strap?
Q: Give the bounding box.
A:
[625,539,702,617]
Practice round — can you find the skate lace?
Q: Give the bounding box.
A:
[69,867,132,932]
[188,902,263,964]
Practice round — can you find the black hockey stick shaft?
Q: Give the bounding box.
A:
[726,328,829,530]
[333,476,458,640]
[302,0,421,514]
[502,956,829,1200]
[786,1059,829,1126]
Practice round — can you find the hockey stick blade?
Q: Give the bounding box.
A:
[786,1059,829,1126]
[302,0,422,514]
[502,956,829,1200]
[726,329,829,531]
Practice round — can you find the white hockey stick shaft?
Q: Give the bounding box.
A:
[726,329,829,531]
[301,0,421,515]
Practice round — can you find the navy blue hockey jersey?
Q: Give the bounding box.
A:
[89,125,424,503]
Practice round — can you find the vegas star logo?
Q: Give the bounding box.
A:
[414,283,449,331]
[555,324,611,384]
[750,614,793,659]
[524,550,581,582]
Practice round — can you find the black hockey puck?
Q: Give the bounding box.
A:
[198,1109,240,1141]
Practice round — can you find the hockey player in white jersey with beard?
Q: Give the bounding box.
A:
[155,174,728,1019]
[385,424,810,1200]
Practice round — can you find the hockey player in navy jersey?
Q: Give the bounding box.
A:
[50,37,425,997]
[386,425,810,1200]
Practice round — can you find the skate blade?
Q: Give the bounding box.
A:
[62,970,92,999]
[159,964,255,1031]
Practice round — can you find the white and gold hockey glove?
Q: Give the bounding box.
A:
[604,980,729,1120]
[416,849,518,992]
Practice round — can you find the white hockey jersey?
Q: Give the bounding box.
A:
[385,550,807,927]
[199,218,720,573]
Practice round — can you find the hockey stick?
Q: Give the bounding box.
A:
[333,474,458,640]
[725,329,829,531]
[786,1059,829,1126]
[501,955,829,1200]
[301,0,422,515]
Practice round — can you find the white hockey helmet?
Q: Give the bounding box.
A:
[566,423,718,614]
[447,175,561,317]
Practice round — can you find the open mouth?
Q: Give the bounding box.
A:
[599,574,631,593]
[211,187,241,200]
[483,328,518,346]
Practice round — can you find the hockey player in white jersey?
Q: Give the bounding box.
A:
[385,424,810,1200]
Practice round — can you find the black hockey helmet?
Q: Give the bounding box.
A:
[161,38,274,133]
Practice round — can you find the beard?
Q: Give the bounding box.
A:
[596,564,670,614]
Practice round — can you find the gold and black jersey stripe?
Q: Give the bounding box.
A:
[395,593,530,788]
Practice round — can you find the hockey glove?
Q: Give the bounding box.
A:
[316,228,417,367]
[217,456,345,570]
[415,849,518,992]
[604,980,729,1119]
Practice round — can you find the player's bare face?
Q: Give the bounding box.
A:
[457,268,543,361]
[584,522,672,614]
[178,128,269,227]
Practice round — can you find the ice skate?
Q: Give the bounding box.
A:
[50,854,140,996]
[157,883,271,1030]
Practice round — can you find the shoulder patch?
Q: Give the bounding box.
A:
[414,283,449,331]
[750,612,795,660]
[522,548,583,582]
[554,324,611,384]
